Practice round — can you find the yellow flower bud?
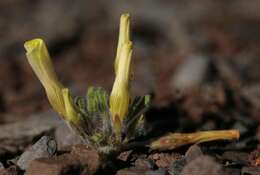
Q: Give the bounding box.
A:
[24,38,78,124]
[110,13,133,123]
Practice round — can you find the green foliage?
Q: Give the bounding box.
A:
[122,95,150,142]
[71,87,150,152]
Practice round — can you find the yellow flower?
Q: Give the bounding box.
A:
[24,38,79,124]
[110,14,133,123]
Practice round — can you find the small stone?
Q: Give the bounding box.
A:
[241,166,260,175]
[118,150,133,162]
[134,158,155,171]
[169,157,186,175]
[17,136,57,170]
[25,154,81,175]
[185,145,203,163]
[180,156,225,175]
[145,168,167,175]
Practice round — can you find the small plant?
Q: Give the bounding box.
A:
[24,13,239,155]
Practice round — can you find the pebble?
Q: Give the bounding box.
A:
[17,136,57,170]
[184,145,203,163]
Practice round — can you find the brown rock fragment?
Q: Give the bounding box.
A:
[25,154,81,175]
[70,144,101,173]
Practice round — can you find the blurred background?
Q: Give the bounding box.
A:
[0,0,260,135]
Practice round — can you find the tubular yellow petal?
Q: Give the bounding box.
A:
[110,13,133,124]
[62,88,81,124]
[115,13,130,74]
[110,42,133,123]
[24,38,66,117]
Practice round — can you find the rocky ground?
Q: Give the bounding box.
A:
[0,0,260,174]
